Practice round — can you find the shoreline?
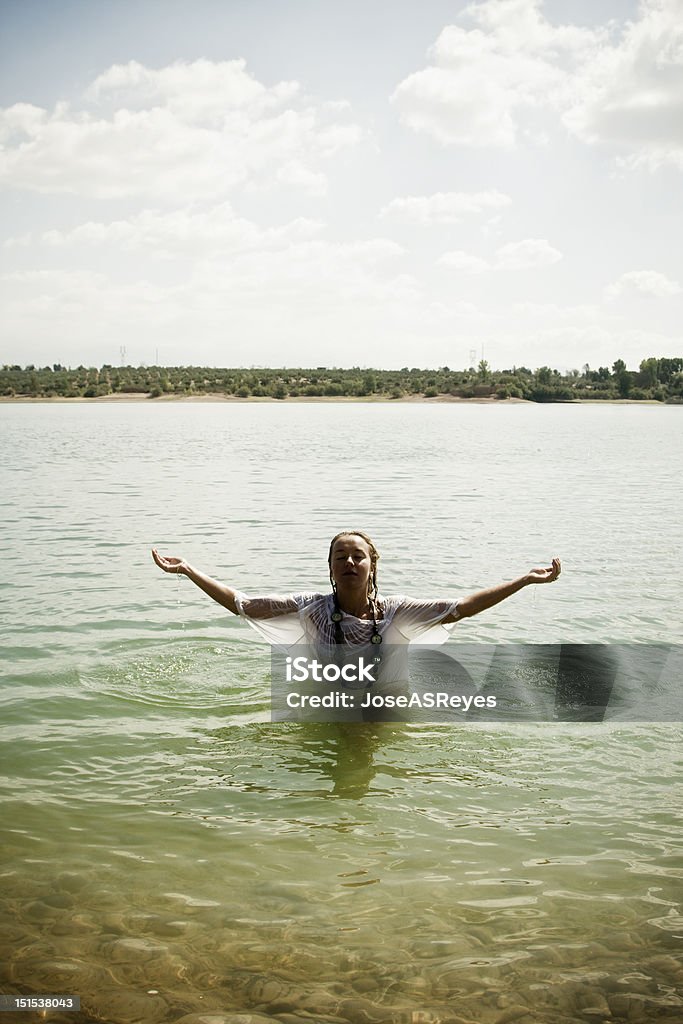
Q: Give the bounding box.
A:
[0,393,670,406]
[0,392,518,404]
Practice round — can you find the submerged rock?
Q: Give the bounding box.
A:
[338,995,398,1023]
[56,871,88,893]
[106,936,169,963]
[148,918,191,938]
[43,892,75,909]
[13,956,104,994]
[83,987,168,1024]
[645,954,683,979]
[174,1015,277,1024]
[493,1006,534,1024]
[245,974,298,1010]
[23,901,57,922]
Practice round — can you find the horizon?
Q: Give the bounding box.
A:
[5,355,681,374]
[7,346,681,376]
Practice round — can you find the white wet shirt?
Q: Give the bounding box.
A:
[233,592,461,648]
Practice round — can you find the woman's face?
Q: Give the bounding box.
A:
[330,535,372,593]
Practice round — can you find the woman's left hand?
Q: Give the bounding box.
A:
[526,557,561,584]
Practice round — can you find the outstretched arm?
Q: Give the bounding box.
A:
[151,548,241,615]
[151,549,299,620]
[442,558,561,622]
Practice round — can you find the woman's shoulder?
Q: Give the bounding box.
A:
[376,594,406,618]
[379,595,455,619]
[293,592,331,609]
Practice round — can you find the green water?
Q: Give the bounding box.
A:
[1,402,682,1024]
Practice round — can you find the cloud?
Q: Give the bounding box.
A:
[2,257,678,371]
[0,59,363,200]
[512,300,600,322]
[391,0,683,171]
[563,0,683,170]
[274,161,327,195]
[606,269,682,298]
[460,0,600,54]
[7,204,325,259]
[438,237,562,272]
[437,250,490,273]
[0,235,414,365]
[391,0,602,147]
[86,58,300,122]
[379,190,511,224]
[495,237,562,269]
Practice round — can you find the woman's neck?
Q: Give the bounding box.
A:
[335,589,372,619]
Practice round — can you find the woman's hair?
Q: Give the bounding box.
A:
[328,530,380,601]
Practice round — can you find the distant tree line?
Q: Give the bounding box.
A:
[1,358,682,402]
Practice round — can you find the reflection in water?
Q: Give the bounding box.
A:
[207,720,400,799]
[280,722,386,798]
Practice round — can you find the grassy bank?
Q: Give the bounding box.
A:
[2,359,682,403]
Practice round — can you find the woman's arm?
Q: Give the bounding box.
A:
[151,548,241,614]
[442,558,561,623]
[151,549,300,620]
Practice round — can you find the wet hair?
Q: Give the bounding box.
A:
[328,530,380,602]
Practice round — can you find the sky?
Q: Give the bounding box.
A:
[1,0,682,372]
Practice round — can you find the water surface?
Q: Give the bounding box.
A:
[1,402,682,1023]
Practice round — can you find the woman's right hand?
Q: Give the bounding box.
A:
[151,548,190,575]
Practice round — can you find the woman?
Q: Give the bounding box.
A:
[151,530,561,649]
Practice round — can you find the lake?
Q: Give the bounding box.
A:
[1,401,682,1024]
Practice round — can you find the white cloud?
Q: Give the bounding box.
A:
[1,267,109,292]
[391,0,602,147]
[391,62,516,148]
[0,268,155,329]
[606,269,682,298]
[86,58,300,123]
[391,0,683,171]
[461,0,601,55]
[380,190,511,224]
[495,237,563,269]
[0,235,413,365]
[0,59,363,200]
[0,102,47,141]
[511,322,678,372]
[438,237,562,272]
[512,300,600,322]
[10,204,325,259]
[2,253,678,371]
[274,161,326,194]
[437,250,490,273]
[563,0,683,170]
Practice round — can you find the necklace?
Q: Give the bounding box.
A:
[331,594,383,648]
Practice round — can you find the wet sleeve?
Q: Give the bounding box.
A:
[232,592,317,647]
[390,595,462,645]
